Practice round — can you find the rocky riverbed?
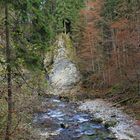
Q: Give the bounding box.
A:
[33,96,140,140]
[41,34,140,140]
[33,97,116,140]
[79,99,140,140]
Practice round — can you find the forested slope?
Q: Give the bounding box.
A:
[0,0,140,140]
[0,0,84,139]
[76,0,140,119]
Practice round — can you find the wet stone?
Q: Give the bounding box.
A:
[92,118,103,123]
[104,120,117,128]
[84,129,96,136]
[33,97,115,140]
[73,114,90,123]
[60,123,69,129]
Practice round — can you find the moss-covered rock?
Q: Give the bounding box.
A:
[92,118,103,123]
[44,33,81,95]
[104,120,117,128]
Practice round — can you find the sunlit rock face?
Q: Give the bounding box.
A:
[44,34,80,94]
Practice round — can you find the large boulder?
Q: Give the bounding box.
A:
[44,34,80,95]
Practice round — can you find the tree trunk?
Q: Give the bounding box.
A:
[111,28,118,69]
[5,1,13,140]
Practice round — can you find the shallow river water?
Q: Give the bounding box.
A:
[33,97,116,140]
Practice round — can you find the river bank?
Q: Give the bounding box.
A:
[79,99,140,140]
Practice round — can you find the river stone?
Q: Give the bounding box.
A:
[44,34,80,95]
[92,118,103,123]
[104,120,117,128]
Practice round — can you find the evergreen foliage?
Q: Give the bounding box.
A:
[0,0,84,70]
[0,0,85,139]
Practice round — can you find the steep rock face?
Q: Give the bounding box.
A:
[44,34,80,95]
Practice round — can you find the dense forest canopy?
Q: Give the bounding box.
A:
[0,0,84,69]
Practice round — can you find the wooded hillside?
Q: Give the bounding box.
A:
[0,0,140,140]
[76,0,140,116]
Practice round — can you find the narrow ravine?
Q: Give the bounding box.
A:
[34,34,116,140]
[33,96,115,140]
[40,34,140,140]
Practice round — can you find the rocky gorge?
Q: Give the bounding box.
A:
[32,34,140,140]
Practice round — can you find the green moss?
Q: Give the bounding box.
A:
[104,120,117,128]
[92,118,103,123]
[44,33,78,77]
[0,99,7,133]
[46,33,77,63]
[62,33,77,62]
[111,83,123,93]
